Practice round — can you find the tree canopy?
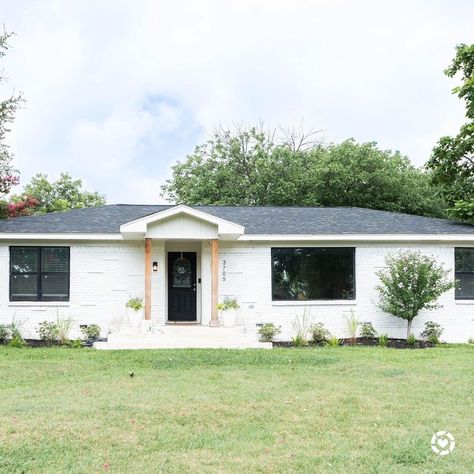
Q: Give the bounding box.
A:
[427,43,474,224]
[10,172,106,215]
[161,127,446,217]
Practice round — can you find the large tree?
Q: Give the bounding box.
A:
[427,43,474,224]
[10,172,106,215]
[0,30,23,215]
[161,126,446,217]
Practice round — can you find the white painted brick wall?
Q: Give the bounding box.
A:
[219,242,474,343]
[0,240,473,343]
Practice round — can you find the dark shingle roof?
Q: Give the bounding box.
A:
[0,205,473,235]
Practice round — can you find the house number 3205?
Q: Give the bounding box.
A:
[222,259,227,282]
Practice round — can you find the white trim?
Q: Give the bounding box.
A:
[0,233,124,241]
[238,234,474,242]
[120,205,245,237]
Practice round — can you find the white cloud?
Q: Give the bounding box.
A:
[2,0,473,203]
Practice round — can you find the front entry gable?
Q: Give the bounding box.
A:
[120,205,245,240]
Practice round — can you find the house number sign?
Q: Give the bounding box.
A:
[222,259,227,282]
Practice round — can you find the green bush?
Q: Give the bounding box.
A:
[378,334,389,347]
[81,324,101,341]
[126,296,144,311]
[38,321,59,345]
[310,322,331,342]
[360,322,377,338]
[64,338,83,348]
[257,323,281,342]
[217,298,240,311]
[291,334,309,347]
[420,321,443,344]
[468,337,474,344]
[9,335,26,348]
[327,335,340,347]
[407,334,416,346]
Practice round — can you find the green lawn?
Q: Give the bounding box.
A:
[0,346,473,473]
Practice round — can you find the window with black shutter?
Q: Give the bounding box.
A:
[10,247,70,301]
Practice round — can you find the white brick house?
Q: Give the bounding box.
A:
[0,204,473,346]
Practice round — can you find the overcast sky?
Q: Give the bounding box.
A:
[2,0,473,204]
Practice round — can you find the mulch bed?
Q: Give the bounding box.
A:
[18,338,107,348]
[273,337,435,349]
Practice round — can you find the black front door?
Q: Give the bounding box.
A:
[168,252,197,322]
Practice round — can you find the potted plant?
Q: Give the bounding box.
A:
[218,298,240,328]
[126,296,144,327]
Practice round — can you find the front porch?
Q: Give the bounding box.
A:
[96,205,269,348]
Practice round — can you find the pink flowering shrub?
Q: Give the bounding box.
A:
[6,196,40,217]
[376,251,455,339]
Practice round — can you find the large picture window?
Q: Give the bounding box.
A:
[272,247,355,301]
[10,247,70,301]
[455,248,474,300]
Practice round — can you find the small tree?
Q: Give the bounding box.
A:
[376,251,455,339]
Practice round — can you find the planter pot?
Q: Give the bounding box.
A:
[222,309,237,328]
[127,307,144,327]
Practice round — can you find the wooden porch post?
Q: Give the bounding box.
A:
[210,239,219,327]
[144,238,152,321]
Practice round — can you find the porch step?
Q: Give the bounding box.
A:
[95,325,272,350]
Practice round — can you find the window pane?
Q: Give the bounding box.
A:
[10,247,39,273]
[10,274,38,300]
[41,248,69,273]
[272,248,355,300]
[455,248,474,299]
[455,248,474,273]
[41,274,69,300]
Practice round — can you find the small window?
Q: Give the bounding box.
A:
[272,247,355,301]
[10,247,70,301]
[455,248,474,300]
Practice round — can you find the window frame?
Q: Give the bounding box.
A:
[9,246,70,302]
[455,247,474,300]
[271,246,356,302]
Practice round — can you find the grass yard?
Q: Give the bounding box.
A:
[0,346,473,473]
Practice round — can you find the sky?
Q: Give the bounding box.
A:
[1,0,473,204]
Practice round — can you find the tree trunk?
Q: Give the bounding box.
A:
[407,320,413,339]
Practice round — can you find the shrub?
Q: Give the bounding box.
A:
[126,296,144,311]
[420,321,444,344]
[311,322,331,342]
[344,310,360,344]
[376,251,455,340]
[0,324,11,344]
[81,324,101,341]
[257,323,281,342]
[468,337,474,345]
[327,335,340,347]
[291,334,309,347]
[9,335,26,348]
[291,307,312,347]
[378,334,388,347]
[56,313,74,345]
[407,334,416,347]
[361,322,377,339]
[38,321,59,345]
[217,298,240,311]
[64,338,83,348]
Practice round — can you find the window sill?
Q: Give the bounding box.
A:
[8,302,70,307]
[455,300,474,305]
[272,300,356,306]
